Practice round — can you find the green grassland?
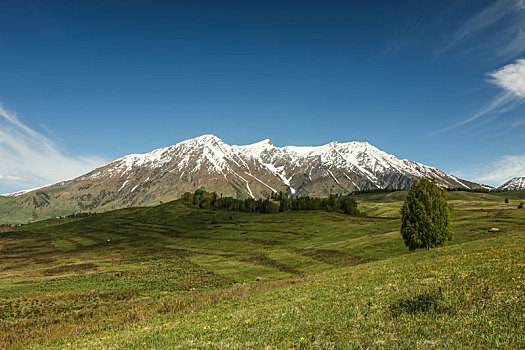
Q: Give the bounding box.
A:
[0,190,524,349]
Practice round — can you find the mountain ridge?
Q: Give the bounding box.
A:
[499,177,525,190]
[75,134,479,195]
[1,134,486,223]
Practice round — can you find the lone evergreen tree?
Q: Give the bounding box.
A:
[400,177,452,250]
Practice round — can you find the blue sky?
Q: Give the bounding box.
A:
[1,0,525,193]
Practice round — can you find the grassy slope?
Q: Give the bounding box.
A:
[0,185,166,225]
[0,191,524,349]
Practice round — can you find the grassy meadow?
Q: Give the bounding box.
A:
[0,190,524,349]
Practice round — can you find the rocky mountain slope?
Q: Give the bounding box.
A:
[499,177,525,190]
[0,134,483,223]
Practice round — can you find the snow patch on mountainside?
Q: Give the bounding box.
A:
[118,180,129,192]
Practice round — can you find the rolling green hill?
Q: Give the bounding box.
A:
[0,191,524,349]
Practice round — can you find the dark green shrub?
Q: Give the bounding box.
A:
[389,289,450,316]
[400,178,453,250]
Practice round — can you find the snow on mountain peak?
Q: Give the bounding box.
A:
[234,139,275,157]
[499,176,525,190]
[178,134,226,150]
[188,134,223,143]
[82,135,477,192]
[107,137,421,176]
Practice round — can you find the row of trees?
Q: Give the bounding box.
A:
[182,190,361,215]
[352,187,511,195]
[446,187,507,193]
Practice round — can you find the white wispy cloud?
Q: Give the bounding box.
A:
[431,1,525,134]
[511,118,525,127]
[449,0,516,44]
[469,154,525,186]
[434,58,525,134]
[444,0,525,59]
[0,175,23,181]
[489,58,525,97]
[0,103,106,194]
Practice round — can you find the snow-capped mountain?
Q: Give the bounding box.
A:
[80,134,478,198]
[499,177,525,190]
[0,134,483,223]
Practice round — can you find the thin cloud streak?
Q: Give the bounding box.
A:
[470,154,525,186]
[448,0,517,46]
[433,58,525,134]
[442,0,525,59]
[431,92,515,135]
[0,103,106,194]
[511,118,525,127]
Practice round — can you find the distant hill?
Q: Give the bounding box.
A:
[0,134,485,223]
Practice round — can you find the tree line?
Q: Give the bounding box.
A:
[446,187,506,193]
[182,189,361,215]
[351,187,510,195]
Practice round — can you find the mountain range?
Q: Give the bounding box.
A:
[0,134,493,223]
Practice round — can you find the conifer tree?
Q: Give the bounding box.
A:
[400,177,452,250]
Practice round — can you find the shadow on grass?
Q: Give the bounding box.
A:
[389,288,454,317]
